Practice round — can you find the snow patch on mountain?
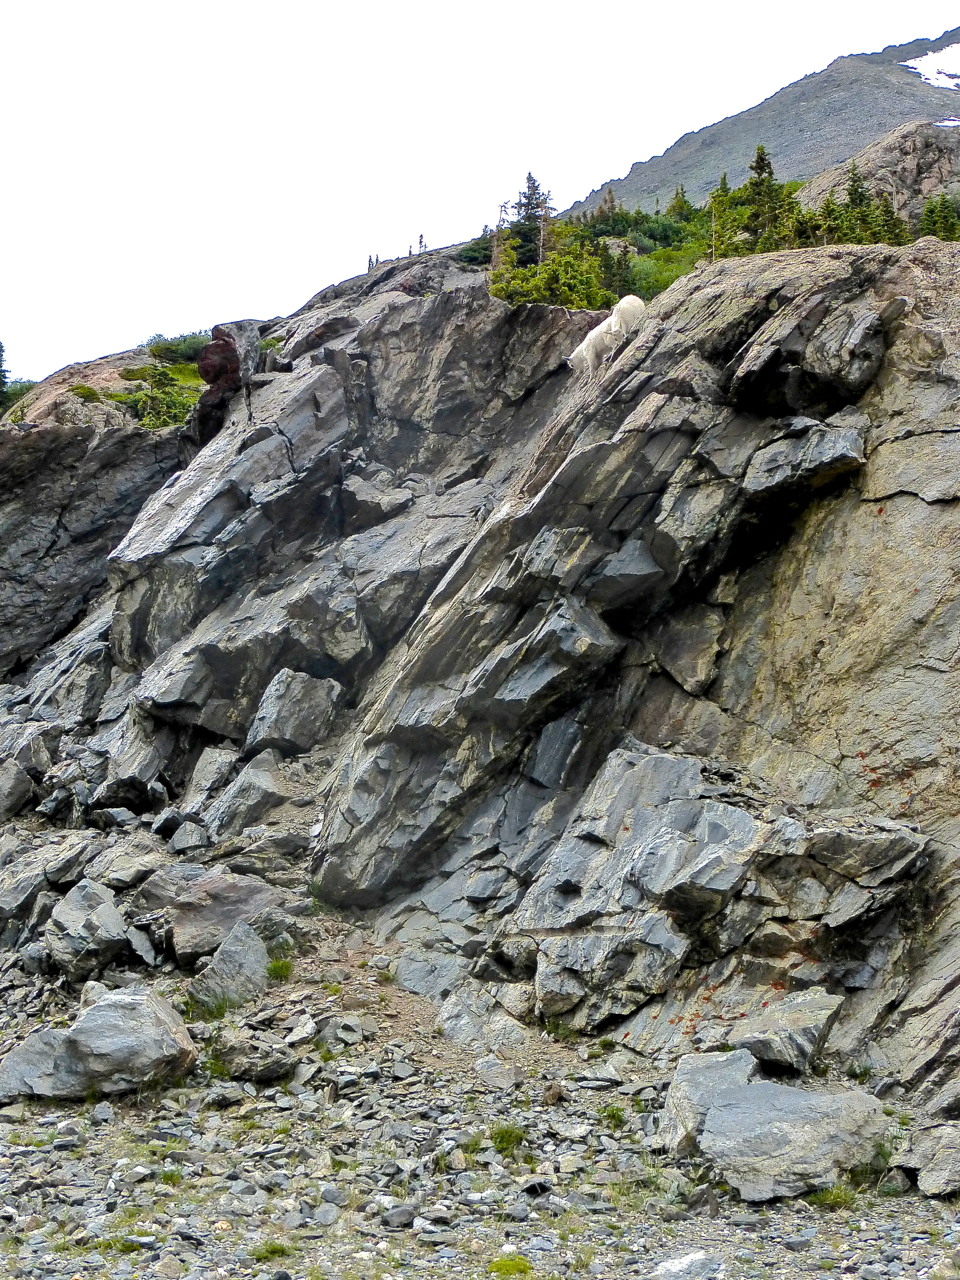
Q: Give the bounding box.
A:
[902,43,960,90]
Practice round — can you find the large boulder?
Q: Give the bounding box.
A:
[659,1050,760,1154]
[44,878,134,980]
[204,750,292,840]
[0,988,196,1100]
[894,1122,960,1197]
[698,1082,887,1200]
[0,759,33,820]
[134,864,285,963]
[244,668,343,757]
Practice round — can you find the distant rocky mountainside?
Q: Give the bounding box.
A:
[798,118,960,220]
[567,27,960,216]
[8,228,960,1205]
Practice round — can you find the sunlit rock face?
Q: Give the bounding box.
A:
[4,240,960,1117]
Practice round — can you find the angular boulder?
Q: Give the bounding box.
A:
[894,1121,960,1197]
[244,668,343,757]
[43,878,130,980]
[660,1050,760,1154]
[0,988,196,1100]
[187,921,270,1013]
[0,758,33,820]
[134,864,285,963]
[698,1081,887,1200]
[727,988,844,1072]
[204,749,292,840]
[216,1026,297,1081]
[341,474,413,532]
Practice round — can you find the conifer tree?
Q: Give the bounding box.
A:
[512,174,555,267]
[818,190,845,243]
[744,145,783,241]
[665,185,696,222]
[874,193,912,246]
[935,193,960,240]
[919,199,940,237]
[0,341,7,402]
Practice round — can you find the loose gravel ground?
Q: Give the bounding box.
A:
[1,918,956,1280]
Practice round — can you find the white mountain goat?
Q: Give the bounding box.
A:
[567,294,646,378]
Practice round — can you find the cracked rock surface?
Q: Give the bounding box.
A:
[2,238,960,1258]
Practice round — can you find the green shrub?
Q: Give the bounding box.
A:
[68,383,102,403]
[1,378,36,415]
[490,238,616,310]
[145,331,211,364]
[119,365,200,430]
[491,1122,526,1158]
[267,958,292,982]
[597,1103,626,1130]
[807,1181,858,1211]
[250,1240,293,1261]
[488,1259,532,1276]
[544,1017,577,1043]
[458,230,494,265]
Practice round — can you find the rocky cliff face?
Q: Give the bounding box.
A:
[799,119,960,220]
[567,27,960,215]
[4,238,960,1196]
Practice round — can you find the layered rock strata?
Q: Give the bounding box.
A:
[1,242,960,1193]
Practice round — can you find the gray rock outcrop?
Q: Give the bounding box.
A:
[187,920,270,1013]
[0,987,196,1100]
[4,237,960,1190]
[698,1080,887,1200]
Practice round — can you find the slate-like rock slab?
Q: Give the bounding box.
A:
[187,921,270,1013]
[0,988,196,1100]
[44,878,132,980]
[698,1081,886,1200]
[134,864,285,963]
[244,668,343,757]
[894,1121,960,1197]
[0,758,33,820]
[660,1050,759,1154]
[727,987,844,1071]
[204,749,292,840]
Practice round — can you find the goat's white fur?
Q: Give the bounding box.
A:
[567,294,646,377]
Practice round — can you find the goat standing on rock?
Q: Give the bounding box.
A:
[567,293,646,377]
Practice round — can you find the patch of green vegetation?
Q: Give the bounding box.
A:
[68,383,102,403]
[919,193,960,240]
[474,149,929,314]
[250,1239,294,1261]
[597,1037,616,1052]
[374,968,395,986]
[457,227,494,265]
[267,957,292,982]
[597,1103,626,1131]
[259,336,282,352]
[145,331,211,364]
[462,1132,484,1155]
[322,982,342,995]
[159,1168,182,1185]
[807,1181,858,1211]
[491,1122,527,1159]
[202,1050,232,1081]
[164,361,204,388]
[488,1257,532,1276]
[845,1062,873,1085]
[544,1017,577,1043]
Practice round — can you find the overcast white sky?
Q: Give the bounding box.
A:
[2,1,958,381]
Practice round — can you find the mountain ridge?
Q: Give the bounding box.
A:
[566,26,960,216]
